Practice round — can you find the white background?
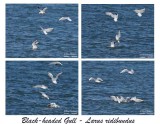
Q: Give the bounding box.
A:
[0,0,160,123]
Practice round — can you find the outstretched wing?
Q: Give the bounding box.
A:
[56,72,63,79]
[118,30,121,38]
[45,28,53,33]
[42,7,47,12]
[97,78,103,82]
[120,69,128,73]
[48,72,53,79]
[89,77,94,81]
[134,8,145,14]
[140,8,145,13]
[67,17,72,21]
[106,12,114,17]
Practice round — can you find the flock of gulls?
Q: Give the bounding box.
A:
[33,61,63,108]
[105,8,145,48]
[89,68,144,103]
[32,7,72,50]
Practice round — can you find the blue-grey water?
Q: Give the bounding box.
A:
[6,61,78,115]
[82,61,154,115]
[82,4,154,58]
[6,4,78,58]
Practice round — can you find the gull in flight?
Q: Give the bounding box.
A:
[38,7,47,14]
[89,77,103,83]
[48,72,63,84]
[32,40,39,50]
[40,92,49,100]
[130,97,144,102]
[106,12,118,22]
[49,61,63,66]
[33,85,48,89]
[115,30,121,43]
[40,26,53,35]
[48,103,60,108]
[134,8,145,17]
[59,17,72,21]
[120,68,135,74]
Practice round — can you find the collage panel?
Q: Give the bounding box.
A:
[6,61,78,115]
[6,4,78,58]
[82,4,154,58]
[82,61,154,115]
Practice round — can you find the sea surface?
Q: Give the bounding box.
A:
[6,61,78,115]
[82,4,154,58]
[6,4,78,58]
[82,61,154,115]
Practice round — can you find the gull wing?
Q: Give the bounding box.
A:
[97,78,103,81]
[67,17,72,21]
[59,17,65,21]
[120,69,128,73]
[49,61,62,65]
[45,28,54,33]
[56,72,63,79]
[48,72,53,79]
[110,96,117,102]
[118,30,121,38]
[134,8,145,14]
[40,92,49,99]
[42,7,47,12]
[106,12,114,17]
[89,77,94,81]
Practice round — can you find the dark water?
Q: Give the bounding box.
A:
[6,4,78,58]
[82,61,154,115]
[82,4,154,58]
[6,61,78,115]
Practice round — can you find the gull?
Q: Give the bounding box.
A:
[40,26,53,35]
[134,8,145,17]
[32,40,39,50]
[33,85,48,89]
[115,30,121,43]
[106,12,118,22]
[48,72,63,84]
[40,92,49,100]
[49,61,63,66]
[89,77,103,83]
[38,7,47,14]
[120,69,134,74]
[59,17,72,21]
[48,103,60,108]
[130,97,144,102]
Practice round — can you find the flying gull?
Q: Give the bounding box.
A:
[120,69,134,74]
[40,26,53,35]
[59,17,72,21]
[106,12,118,22]
[89,77,103,83]
[134,8,145,17]
[38,7,47,14]
[32,40,39,50]
[48,72,63,84]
